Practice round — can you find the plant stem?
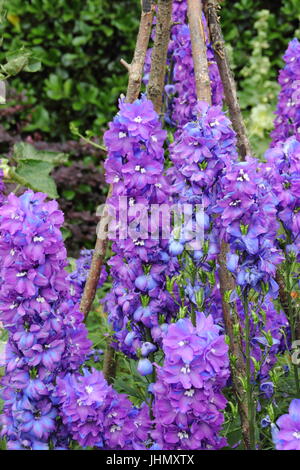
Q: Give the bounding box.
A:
[218,243,251,449]
[187,0,211,103]
[203,0,252,160]
[243,293,256,449]
[187,0,251,449]
[145,327,156,420]
[80,1,155,323]
[284,261,300,397]
[147,0,173,114]
[80,1,155,384]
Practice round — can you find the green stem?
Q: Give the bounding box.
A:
[191,306,196,327]
[285,261,300,397]
[145,327,156,421]
[243,293,256,449]
[74,131,106,152]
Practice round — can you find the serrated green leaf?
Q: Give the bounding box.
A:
[13,142,68,165]
[23,57,42,73]
[13,160,59,199]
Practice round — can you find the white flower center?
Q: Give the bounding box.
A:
[134,240,145,246]
[293,432,300,439]
[70,286,76,296]
[10,249,15,256]
[134,116,142,123]
[135,165,146,173]
[113,176,120,183]
[178,431,189,440]
[229,199,241,207]
[85,385,93,394]
[118,132,126,138]
[33,236,44,243]
[184,388,195,397]
[151,136,158,142]
[180,365,191,374]
[16,271,27,278]
[237,169,250,182]
[129,198,135,207]
[36,297,45,303]
[110,425,121,433]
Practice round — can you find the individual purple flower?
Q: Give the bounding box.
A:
[137,358,153,376]
[273,399,300,450]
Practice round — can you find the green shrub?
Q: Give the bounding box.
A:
[0,0,140,139]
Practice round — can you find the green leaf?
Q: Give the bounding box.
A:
[13,142,68,165]
[23,57,42,73]
[72,35,88,46]
[61,226,72,241]
[1,54,28,76]
[13,160,58,199]
[62,189,76,200]
[23,106,51,132]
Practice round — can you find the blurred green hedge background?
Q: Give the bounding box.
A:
[0,0,299,252]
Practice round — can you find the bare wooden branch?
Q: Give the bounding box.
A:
[81,0,176,384]
[147,0,173,113]
[218,242,251,449]
[80,3,155,383]
[187,2,251,449]
[120,58,131,71]
[102,1,174,383]
[204,0,251,159]
[126,2,155,103]
[187,0,211,104]
[80,2,155,323]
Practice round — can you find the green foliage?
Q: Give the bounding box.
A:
[238,10,280,156]
[221,0,300,156]
[0,0,140,139]
[9,142,68,198]
[0,47,41,80]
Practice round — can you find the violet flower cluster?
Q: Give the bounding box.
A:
[0,191,92,450]
[272,399,300,450]
[103,95,179,366]
[55,368,151,449]
[214,157,283,296]
[271,38,300,146]
[167,101,238,258]
[263,136,300,256]
[152,313,229,450]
